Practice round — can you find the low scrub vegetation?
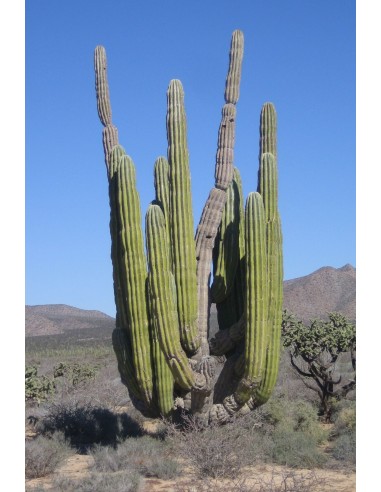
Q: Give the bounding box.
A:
[25,432,72,479]
[25,317,355,490]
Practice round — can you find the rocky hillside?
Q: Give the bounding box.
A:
[26,264,355,336]
[283,264,355,322]
[25,304,115,337]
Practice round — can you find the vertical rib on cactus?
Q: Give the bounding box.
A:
[253,152,283,404]
[166,80,199,354]
[259,103,277,160]
[235,192,268,404]
[195,30,243,362]
[224,30,244,104]
[147,280,174,417]
[154,156,172,268]
[211,171,241,303]
[94,46,119,171]
[146,204,197,390]
[111,153,154,407]
[94,46,112,126]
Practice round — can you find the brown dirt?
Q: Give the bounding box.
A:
[26,452,356,491]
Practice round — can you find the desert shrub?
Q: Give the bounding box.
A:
[331,433,356,464]
[52,470,141,492]
[39,400,142,448]
[261,397,328,444]
[90,435,180,479]
[331,399,356,435]
[25,366,55,404]
[25,432,72,479]
[248,396,329,468]
[330,399,356,464]
[251,469,327,492]
[270,427,328,468]
[165,415,256,479]
[53,362,99,397]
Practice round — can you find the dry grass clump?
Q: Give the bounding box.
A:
[90,435,180,479]
[53,471,142,492]
[25,432,72,479]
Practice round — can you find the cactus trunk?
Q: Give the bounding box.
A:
[94,29,283,426]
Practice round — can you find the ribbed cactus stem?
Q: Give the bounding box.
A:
[111,152,154,407]
[211,172,241,303]
[154,156,172,267]
[108,146,129,331]
[166,80,199,354]
[146,204,197,390]
[147,281,175,417]
[103,125,119,172]
[94,46,113,126]
[112,328,142,401]
[224,30,244,104]
[94,46,119,172]
[259,103,277,160]
[254,152,283,404]
[235,192,268,404]
[214,104,237,190]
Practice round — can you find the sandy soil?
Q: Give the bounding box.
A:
[26,451,356,491]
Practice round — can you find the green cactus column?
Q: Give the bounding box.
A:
[146,204,197,391]
[235,191,268,403]
[109,148,154,409]
[166,80,200,355]
[254,151,283,404]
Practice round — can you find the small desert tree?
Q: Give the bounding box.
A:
[281,311,356,420]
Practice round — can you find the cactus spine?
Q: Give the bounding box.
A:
[94,29,283,424]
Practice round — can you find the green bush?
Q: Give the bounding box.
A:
[25,366,55,404]
[330,399,356,464]
[261,397,328,444]
[53,362,98,388]
[270,427,328,468]
[331,433,356,464]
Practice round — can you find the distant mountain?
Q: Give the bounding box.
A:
[25,304,115,337]
[283,264,355,322]
[26,264,355,337]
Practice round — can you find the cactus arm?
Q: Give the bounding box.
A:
[211,169,242,304]
[234,192,268,403]
[195,31,244,360]
[259,102,277,161]
[153,156,172,268]
[111,153,154,407]
[94,46,119,171]
[94,46,112,126]
[146,204,200,390]
[254,151,283,404]
[224,29,244,105]
[166,80,200,354]
[146,279,175,417]
[211,179,239,303]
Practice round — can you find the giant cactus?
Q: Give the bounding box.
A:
[94,30,283,424]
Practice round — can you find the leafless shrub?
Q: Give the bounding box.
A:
[90,435,180,479]
[52,470,142,492]
[25,432,72,479]
[251,468,327,492]
[165,413,257,479]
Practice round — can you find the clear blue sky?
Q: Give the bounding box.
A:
[26,0,355,317]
